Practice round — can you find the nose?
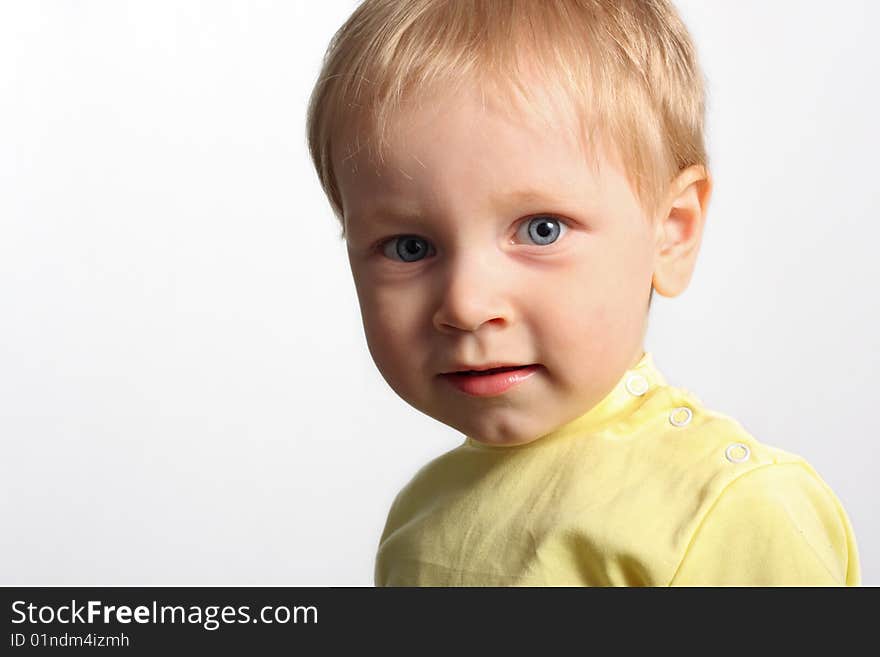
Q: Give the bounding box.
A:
[432,250,513,333]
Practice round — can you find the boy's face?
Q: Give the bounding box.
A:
[336,85,660,446]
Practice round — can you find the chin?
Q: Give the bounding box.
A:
[461,417,543,447]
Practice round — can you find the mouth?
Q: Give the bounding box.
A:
[455,365,533,376]
[439,364,541,397]
[442,362,538,376]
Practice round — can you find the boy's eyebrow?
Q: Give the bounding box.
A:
[352,188,564,226]
[348,203,425,227]
[493,188,560,206]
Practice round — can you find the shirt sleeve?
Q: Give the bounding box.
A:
[669,462,861,586]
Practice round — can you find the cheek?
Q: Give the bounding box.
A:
[525,255,644,354]
[362,283,422,330]
[355,280,426,366]
[526,273,608,352]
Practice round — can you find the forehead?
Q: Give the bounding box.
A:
[335,75,591,170]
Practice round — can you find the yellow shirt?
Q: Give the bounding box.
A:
[374,352,861,586]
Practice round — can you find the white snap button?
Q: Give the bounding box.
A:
[669,406,692,427]
[625,374,649,396]
[725,443,750,463]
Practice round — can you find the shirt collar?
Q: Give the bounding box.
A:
[465,351,668,449]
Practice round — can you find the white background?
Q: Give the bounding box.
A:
[1,0,876,585]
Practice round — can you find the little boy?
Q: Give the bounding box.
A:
[306,0,860,585]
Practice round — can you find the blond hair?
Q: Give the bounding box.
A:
[306,0,709,238]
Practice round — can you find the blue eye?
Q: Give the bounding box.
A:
[382,235,433,262]
[519,215,565,245]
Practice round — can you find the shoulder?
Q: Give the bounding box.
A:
[644,386,861,586]
[669,458,861,585]
[625,383,810,488]
[378,441,479,535]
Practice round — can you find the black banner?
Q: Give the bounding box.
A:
[0,586,862,652]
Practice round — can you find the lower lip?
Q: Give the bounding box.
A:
[441,365,540,397]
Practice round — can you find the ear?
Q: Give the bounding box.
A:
[651,164,713,298]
